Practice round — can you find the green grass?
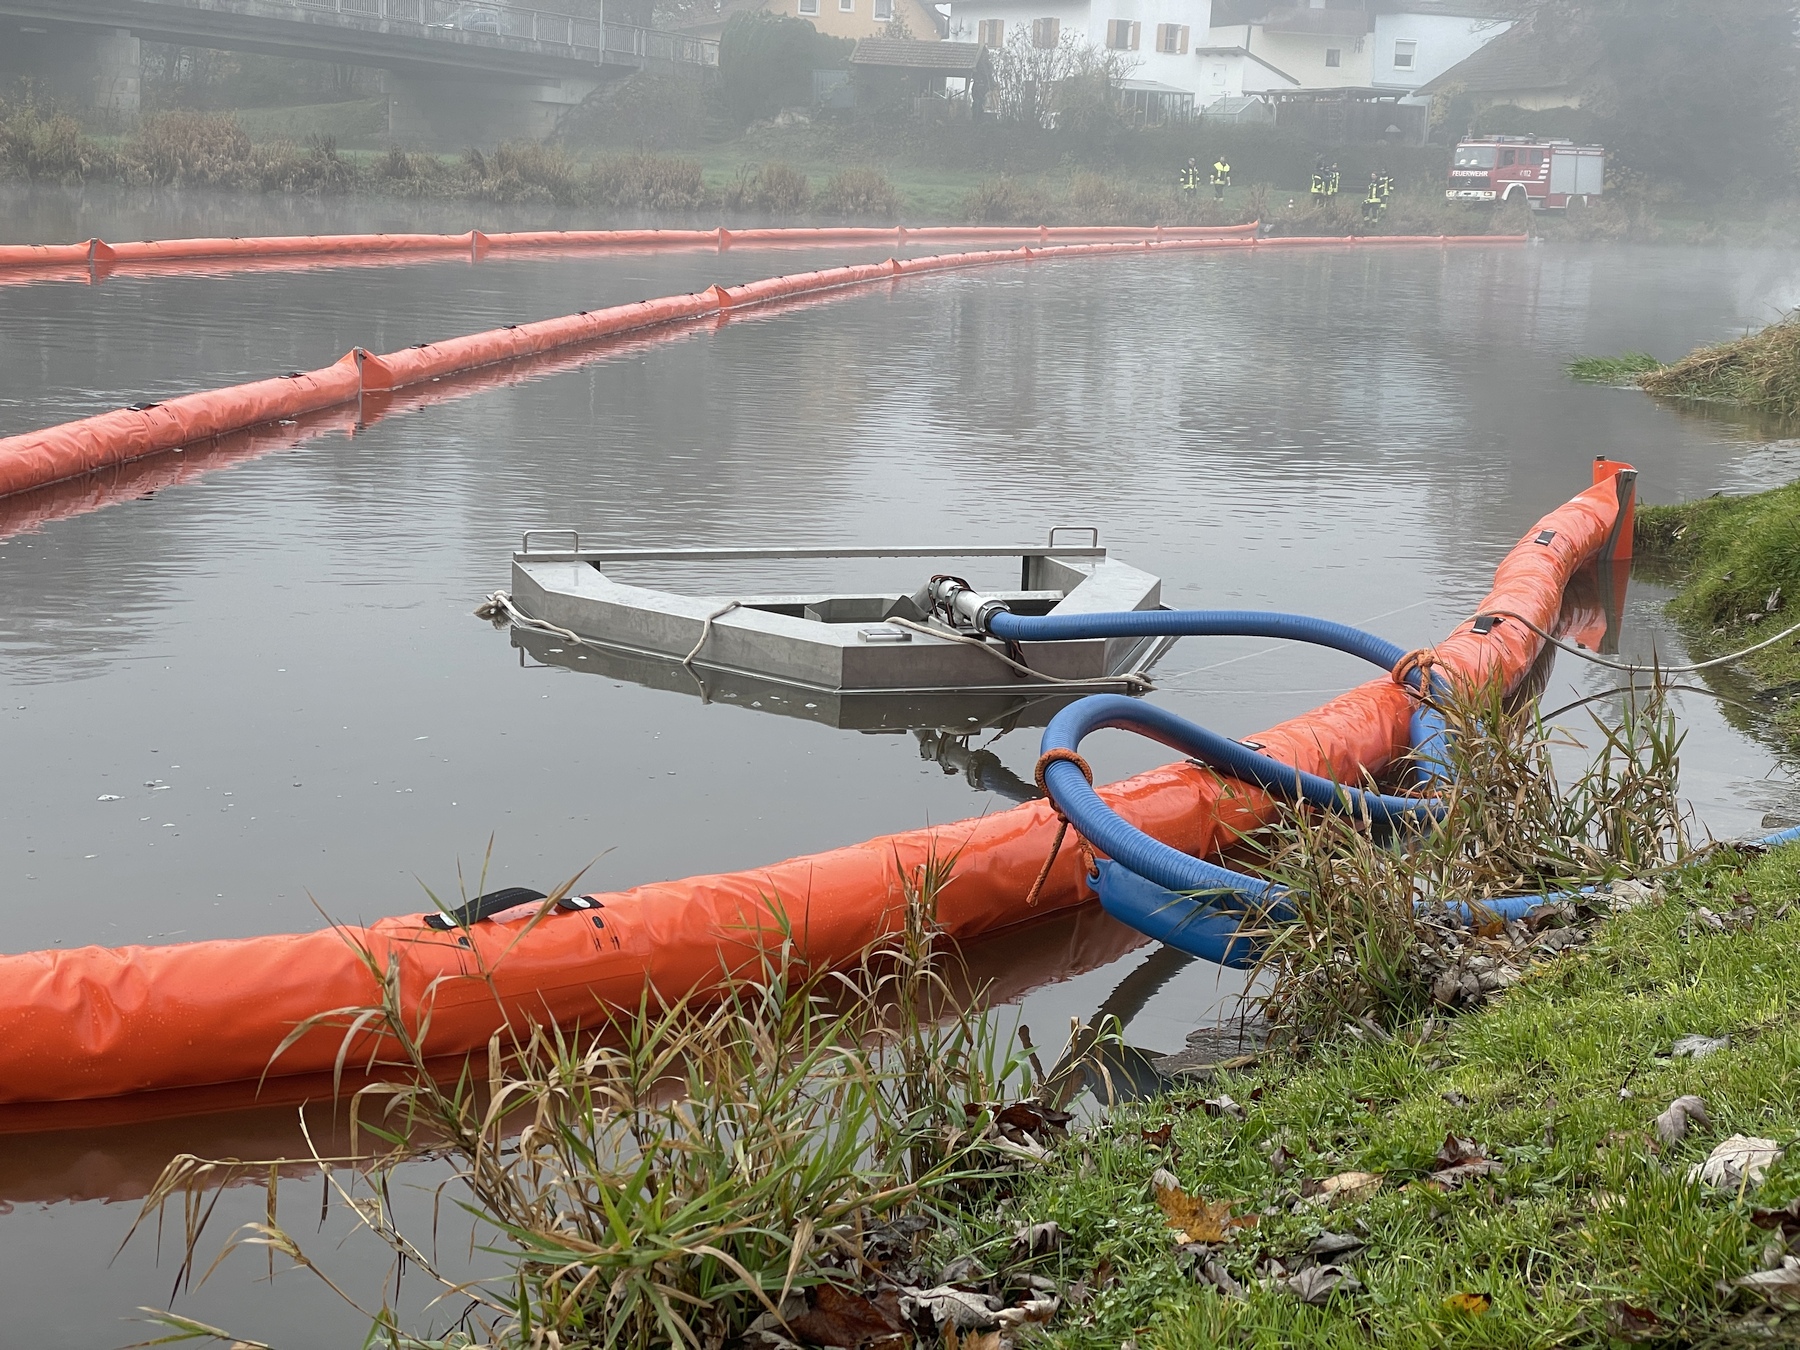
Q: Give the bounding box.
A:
[1568,352,1665,385]
[229,97,389,150]
[950,846,1800,1347]
[1637,484,1800,741]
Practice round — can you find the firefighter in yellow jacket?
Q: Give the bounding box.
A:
[1211,157,1231,201]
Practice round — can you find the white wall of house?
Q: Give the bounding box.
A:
[947,0,1214,94]
[1194,46,1299,100]
[1201,21,1371,88]
[1370,12,1512,98]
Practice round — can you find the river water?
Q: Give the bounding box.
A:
[2,186,1799,1345]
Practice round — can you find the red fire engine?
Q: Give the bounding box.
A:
[1446,136,1605,209]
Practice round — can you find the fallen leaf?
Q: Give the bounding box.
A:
[1606,1302,1666,1342]
[1197,1259,1245,1298]
[1429,1133,1504,1188]
[787,1285,906,1350]
[1010,1221,1062,1260]
[1440,1090,1469,1108]
[1140,1123,1173,1148]
[1153,1170,1256,1244]
[995,1100,1073,1141]
[1442,1291,1490,1315]
[994,1294,1059,1329]
[1307,1231,1365,1258]
[936,1254,987,1286]
[900,1286,1002,1332]
[1313,1171,1383,1205]
[1736,1257,1800,1304]
[1268,1144,1293,1176]
[1201,1094,1247,1121]
[1063,1279,1093,1309]
[1691,1136,1784,1189]
[943,1326,1001,1350]
[1653,1094,1710,1146]
[1751,1196,1800,1240]
[1285,1264,1362,1305]
[1669,1034,1730,1060]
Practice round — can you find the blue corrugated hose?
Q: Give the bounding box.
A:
[998,606,1800,964]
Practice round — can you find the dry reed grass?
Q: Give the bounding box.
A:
[1641,312,1800,419]
[1248,678,1688,1040]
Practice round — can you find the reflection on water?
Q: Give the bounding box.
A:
[4,209,1800,1343]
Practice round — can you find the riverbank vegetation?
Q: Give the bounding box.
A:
[1572,311,1800,420]
[1637,483,1800,744]
[134,677,1800,1349]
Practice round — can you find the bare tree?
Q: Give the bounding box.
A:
[986,31,1140,128]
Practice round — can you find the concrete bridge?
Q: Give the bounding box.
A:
[0,0,718,143]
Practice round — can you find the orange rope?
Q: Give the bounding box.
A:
[1391,647,1442,705]
[1024,748,1094,907]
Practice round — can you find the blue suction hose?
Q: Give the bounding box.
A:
[915,585,1479,961]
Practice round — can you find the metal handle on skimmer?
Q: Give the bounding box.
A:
[522,529,582,553]
[1047,527,1101,548]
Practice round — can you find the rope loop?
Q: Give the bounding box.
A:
[1391,648,1442,706]
[1024,749,1095,907]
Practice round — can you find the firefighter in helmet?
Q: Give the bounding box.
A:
[1326,162,1341,197]
[1363,170,1386,223]
[1378,169,1395,201]
[1309,156,1328,203]
[1211,155,1232,201]
[1180,158,1202,196]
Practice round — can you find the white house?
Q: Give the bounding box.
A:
[1369,1,1514,99]
[1198,1,1511,104]
[945,0,1216,114]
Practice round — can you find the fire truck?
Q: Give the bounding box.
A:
[1446,136,1605,209]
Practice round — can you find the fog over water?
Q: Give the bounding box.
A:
[1,193,1798,1343]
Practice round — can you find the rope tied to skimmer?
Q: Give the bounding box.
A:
[1024,747,1096,907]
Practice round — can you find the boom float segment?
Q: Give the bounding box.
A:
[0,231,1526,505]
[0,470,1624,1105]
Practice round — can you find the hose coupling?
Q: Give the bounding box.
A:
[925,574,1012,633]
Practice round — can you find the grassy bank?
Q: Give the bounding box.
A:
[1637,483,1800,743]
[0,98,1724,237]
[963,846,1800,1347]
[1572,314,1800,419]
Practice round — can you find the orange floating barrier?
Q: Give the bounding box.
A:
[0,469,1630,1105]
[0,231,1529,504]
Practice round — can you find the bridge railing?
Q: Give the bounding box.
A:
[603,21,720,67]
[275,0,715,66]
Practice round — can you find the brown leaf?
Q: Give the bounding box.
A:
[1009,1221,1062,1260]
[1653,1094,1710,1146]
[1751,1196,1800,1239]
[1153,1171,1256,1244]
[1312,1170,1383,1205]
[1140,1123,1173,1148]
[1307,1231,1364,1258]
[788,1285,907,1350]
[943,1326,1002,1350]
[1268,1144,1293,1176]
[995,1101,1073,1141]
[1429,1134,1504,1188]
[1736,1257,1800,1304]
[1606,1302,1666,1342]
[1442,1291,1490,1315]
